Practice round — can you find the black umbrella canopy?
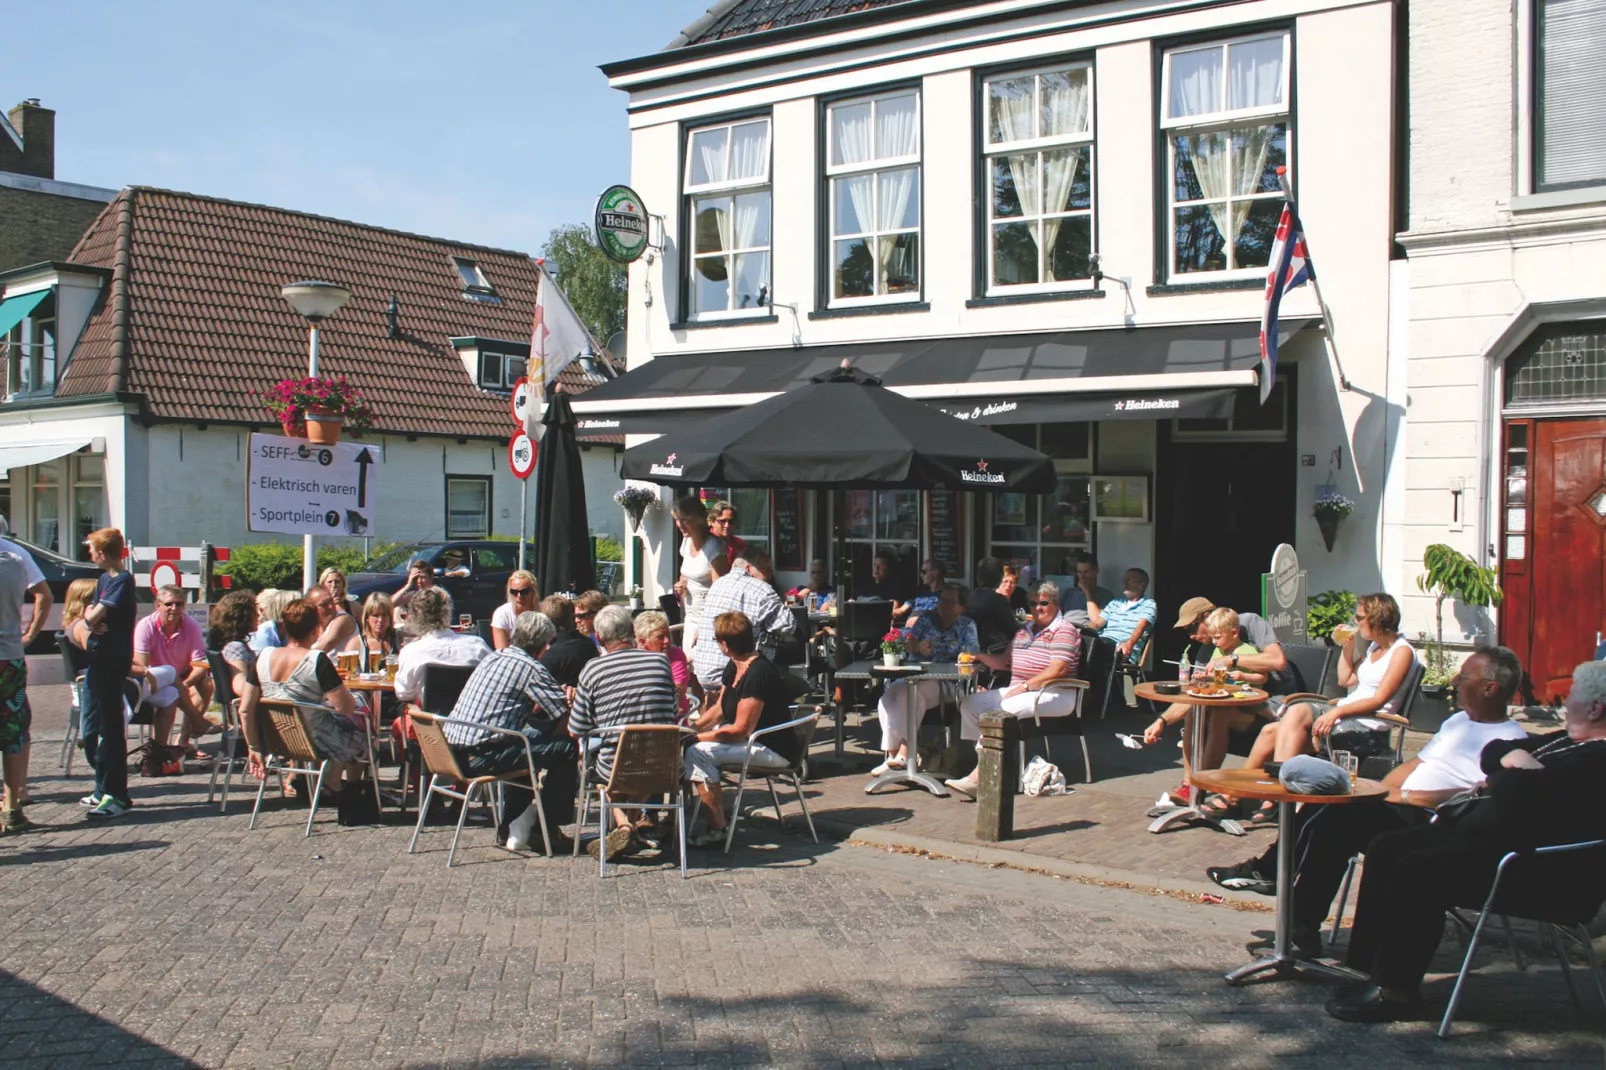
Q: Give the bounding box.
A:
[534,391,595,595]
[621,364,1055,493]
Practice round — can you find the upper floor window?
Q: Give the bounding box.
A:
[1161,32,1290,278]
[3,299,55,399]
[685,117,772,319]
[452,257,502,305]
[1536,0,1606,190]
[983,65,1095,293]
[478,350,527,392]
[827,91,921,304]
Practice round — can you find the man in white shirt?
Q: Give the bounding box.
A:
[393,587,490,703]
[1207,646,1529,956]
[0,515,52,651]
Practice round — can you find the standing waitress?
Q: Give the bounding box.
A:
[80,528,137,820]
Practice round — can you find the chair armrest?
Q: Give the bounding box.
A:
[749,710,821,742]
[1278,692,1328,706]
[1530,839,1606,857]
[1042,678,1089,691]
[1364,713,1411,728]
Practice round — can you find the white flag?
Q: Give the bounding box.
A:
[528,260,596,439]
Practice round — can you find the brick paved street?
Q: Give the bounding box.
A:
[2,683,1601,1068]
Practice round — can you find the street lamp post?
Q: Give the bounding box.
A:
[281,280,352,591]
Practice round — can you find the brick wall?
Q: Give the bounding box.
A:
[0,186,104,271]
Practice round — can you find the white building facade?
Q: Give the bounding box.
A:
[594,0,1404,659]
[1397,0,1606,703]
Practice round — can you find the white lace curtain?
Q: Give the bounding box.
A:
[991,71,1088,281]
[833,97,919,292]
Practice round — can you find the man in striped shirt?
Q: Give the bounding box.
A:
[689,550,796,688]
[447,611,577,854]
[946,581,1084,797]
[569,604,679,857]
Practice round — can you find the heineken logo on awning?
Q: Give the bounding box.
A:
[960,459,1005,485]
[578,418,621,430]
[1113,397,1181,412]
[649,452,683,477]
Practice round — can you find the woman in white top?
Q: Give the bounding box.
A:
[490,570,539,650]
[671,496,727,651]
[1247,592,1416,771]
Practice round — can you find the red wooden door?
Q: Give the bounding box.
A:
[1526,419,1606,704]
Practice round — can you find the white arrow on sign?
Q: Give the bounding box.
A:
[246,433,381,537]
[508,431,537,480]
[511,376,532,428]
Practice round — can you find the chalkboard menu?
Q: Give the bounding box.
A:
[927,490,964,576]
[774,489,804,571]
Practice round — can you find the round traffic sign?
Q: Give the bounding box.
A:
[508,432,537,480]
[149,560,182,596]
[510,376,532,428]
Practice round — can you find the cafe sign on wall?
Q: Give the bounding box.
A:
[594,185,650,264]
[1261,542,1308,644]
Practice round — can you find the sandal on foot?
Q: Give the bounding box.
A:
[1247,804,1277,826]
[1199,795,1238,818]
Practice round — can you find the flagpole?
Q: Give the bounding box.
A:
[1276,167,1351,393]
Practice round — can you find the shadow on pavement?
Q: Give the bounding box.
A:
[0,967,196,1066]
[0,838,170,866]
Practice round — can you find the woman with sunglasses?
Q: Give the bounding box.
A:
[491,570,540,650]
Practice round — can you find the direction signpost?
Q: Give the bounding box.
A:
[246,433,382,538]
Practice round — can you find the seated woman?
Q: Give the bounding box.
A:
[871,583,979,775]
[684,611,801,848]
[255,598,370,796]
[1245,592,1414,774]
[344,592,396,667]
[491,570,540,649]
[207,590,261,699]
[634,610,702,722]
[249,589,295,652]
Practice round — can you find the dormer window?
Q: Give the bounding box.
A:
[451,257,502,305]
[479,351,528,392]
[0,289,56,399]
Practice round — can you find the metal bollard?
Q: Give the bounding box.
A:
[976,712,1019,841]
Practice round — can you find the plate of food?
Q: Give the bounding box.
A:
[1185,685,1229,698]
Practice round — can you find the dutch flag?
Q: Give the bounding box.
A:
[1258,197,1313,405]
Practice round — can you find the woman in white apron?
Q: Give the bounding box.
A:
[672,496,727,653]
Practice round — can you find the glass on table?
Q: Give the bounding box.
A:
[1333,750,1358,783]
[383,655,398,682]
[459,613,473,629]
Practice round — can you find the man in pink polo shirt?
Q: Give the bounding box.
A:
[134,585,214,760]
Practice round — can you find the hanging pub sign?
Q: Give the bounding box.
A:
[594,185,650,264]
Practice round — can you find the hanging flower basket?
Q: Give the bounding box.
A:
[262,376,374,442]
[1313,491,1355,553]
[614,486,659,533]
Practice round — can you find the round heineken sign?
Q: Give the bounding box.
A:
[594,185,650,264]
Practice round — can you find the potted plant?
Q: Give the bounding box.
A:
[1313,490,1355,552]
[1415,543,1503,730]
[1307,590,1357,645]
[880,628,906,668]
[613,486,658,534]
[262,376,374,444]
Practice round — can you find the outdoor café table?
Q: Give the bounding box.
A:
[1132,681,1272,836]
[838,660,979,796]
[1191,767,1385,986]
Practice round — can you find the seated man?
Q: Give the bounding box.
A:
[573,590,609,650]
[445,611,576,855]
[860,549,902,602]
[872,583,980,776]
[538,595,598,688]
[1326,659,1606,1023]
[1207,647,1530,946]
[133,584,215,762]
[393,587,490,704]
[945,582,1082,798]
[899,558,945,626]
[800,558,834,603]
[1087,567,1156,665]
[568,605,678,859]
[391,557,435,621]
[1061,553,1116,628]
[690,550,796,689]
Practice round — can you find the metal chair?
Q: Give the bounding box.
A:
[1437,839,1606,1038]
[56,632,90,774]
[1099,635,1155,719]
[204,650,245,812]
[1324,656,1424,774]
[1015,678,1093,784]
[406,711,553,867]
[1279,642,1342,700]
[688,707,822,854]
[582,724,697,878]
[394,662,479,810]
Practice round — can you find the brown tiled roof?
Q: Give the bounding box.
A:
[669,0,933,48]
[56,186,619,438]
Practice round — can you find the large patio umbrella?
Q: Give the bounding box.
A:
[534,390,595,595]
[621,362,1055,492]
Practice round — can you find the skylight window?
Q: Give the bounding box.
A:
[451,256,502,305]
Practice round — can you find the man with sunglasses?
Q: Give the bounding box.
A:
[707,500,747,562]
[946,581,1083,797]
[133,584,215,765]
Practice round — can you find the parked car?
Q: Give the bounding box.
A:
[7,536,104,654]
[346,541,533,625]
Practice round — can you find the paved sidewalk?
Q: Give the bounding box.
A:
[3,681,1601,1067]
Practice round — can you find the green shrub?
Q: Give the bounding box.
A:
[1307,590,1356,641]
[594,536,624,562]
[221,541,400,592]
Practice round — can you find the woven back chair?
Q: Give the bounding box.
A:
[250,698,333,837]
[410,712,469,782]
[406,711,551,868]
[586,724,696,879]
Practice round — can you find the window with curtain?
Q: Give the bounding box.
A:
[1161,33,1290,277]
[1536,0,1606,190]
[685,117,773,318]
[445,477,491,539]
[826,91,922,304]
[983,65,1095,292]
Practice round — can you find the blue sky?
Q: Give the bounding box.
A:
[6,1,694,254]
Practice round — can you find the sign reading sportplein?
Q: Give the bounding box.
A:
[247,433,380,537]
[594,184,650,264]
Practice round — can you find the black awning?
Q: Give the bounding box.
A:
[572,319,1305,437]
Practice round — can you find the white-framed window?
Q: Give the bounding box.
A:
[478,351,527,392]
[838,489,921,589]
[1534,0,1606,191]
[987,424,1093,581]
[446,476,491,539]
[826,90,921,305]
[983,64,1095,293]
[1160,32,1291,278]
[685,117,772,319]
[71,454,105,561]
[4,306,55,398]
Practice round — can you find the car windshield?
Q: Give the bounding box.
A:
[361,544,443,574]
[5,536,79,568]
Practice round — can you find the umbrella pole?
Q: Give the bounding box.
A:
[518,478,528,573]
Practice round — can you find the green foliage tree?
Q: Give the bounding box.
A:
[541,224,626,343]
[1416,543,1503,685]
[220,542,397,592]
[1306,590,1357,641]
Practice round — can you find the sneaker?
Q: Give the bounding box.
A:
[79,792,104,808]
[870,756,907,776]
[587,825,637,859]
[1206,860,1275,896]
[687,829,727,849]
[944,774,979,797]
[1169,783,1192,805]
[85,796,132,821]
